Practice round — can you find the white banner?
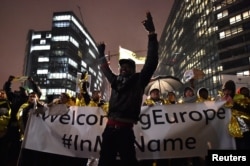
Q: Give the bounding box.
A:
[23,101,235,159]
[119,46,145,64]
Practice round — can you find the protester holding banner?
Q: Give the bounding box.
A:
[165,91,177,104]
[143,88,167,106]
[197,87,211,102]
[222,80,250,150]
[141,88,169,166]
[16,92,46,140]
[3,75,42,166]
[48,92,75,107]
[78,79,108,166]
[97,11,158,166]
[76,92,87,106]
[220,80,235,107]
[82,89,108,113]
[183,86,197,103]
[237,86,250,98]
[180,86,204,166]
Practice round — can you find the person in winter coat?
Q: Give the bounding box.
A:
[97,11,158,166]
[16,92,45,140]
[183,86,197,103]
[143,88,166,106]
[3,75,42,166]
[0,89,12,166]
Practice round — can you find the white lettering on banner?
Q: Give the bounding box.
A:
[23,101,236,160]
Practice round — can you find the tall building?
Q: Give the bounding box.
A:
[155,0,250,97]
[24,11,108,101]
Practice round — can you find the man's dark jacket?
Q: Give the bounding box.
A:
[100,34,158,123]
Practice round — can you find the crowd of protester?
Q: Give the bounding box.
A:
[1,75,250,166]
[0,74,108,166]
[1,10,250,166]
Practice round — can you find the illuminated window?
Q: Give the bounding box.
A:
[89,49,96,59]
[40,39,46,44]
[53,15,71,21]
[230,14,242,24]
[70,36,79,48]
[217,10,228,19]
[38,57,49,62]
[243,10,250,19]
[48,73,67,79]
[30,45,50,52]
[37,69,48,74]
[52,35,79,48]
[212,76,217,84]
[32,34,41,40]
[46,33,51,38]
[52,35,69,41]
[219,31,226,39]
[68,58,77,68]
[219,26,243,39]
[89,67,96,76]
[54,22,70,28]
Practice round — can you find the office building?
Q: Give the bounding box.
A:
[24,11,108,100]
[155,0,250,97]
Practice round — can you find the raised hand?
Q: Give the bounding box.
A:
[142,11,155,33]
[97,42,106,58]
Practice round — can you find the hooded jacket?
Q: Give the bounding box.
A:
[100,34,158,123]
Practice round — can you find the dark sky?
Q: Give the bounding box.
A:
[0,0,174,89]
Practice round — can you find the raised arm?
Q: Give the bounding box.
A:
[97,42,116,83]
[140,12,159,87]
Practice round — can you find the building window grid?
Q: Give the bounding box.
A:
[156,1,249,96]
[217,10,228,19]
[219,25,243,39]
[243,10,250,19]
[229,14,242,24]
[213,0,237,11]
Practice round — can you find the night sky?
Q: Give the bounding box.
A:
[0,0,174,89]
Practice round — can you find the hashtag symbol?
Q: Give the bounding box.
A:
[62,134,72,149]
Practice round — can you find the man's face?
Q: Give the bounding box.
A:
[119,63,134,76]
[150,89,160,100]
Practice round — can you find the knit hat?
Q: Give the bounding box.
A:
[119,59,136,71]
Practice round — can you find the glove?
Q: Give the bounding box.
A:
[97,42,105,58]
[142,12,155,33]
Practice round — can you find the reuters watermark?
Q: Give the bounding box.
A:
[206,150,249,165]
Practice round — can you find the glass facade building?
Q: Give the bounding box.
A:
[155,0,250,97]
[24,11,108,101]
